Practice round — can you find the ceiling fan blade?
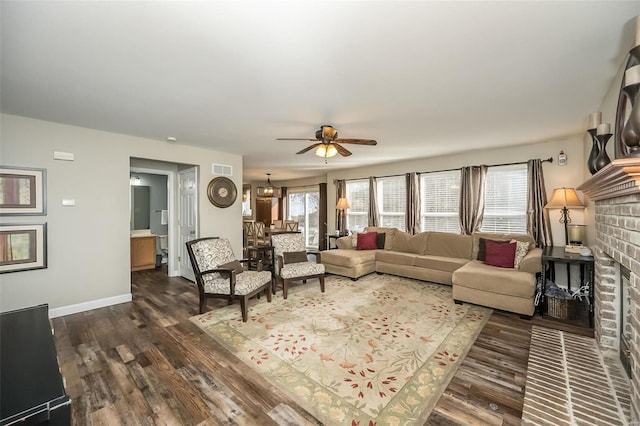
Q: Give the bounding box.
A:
[296,143,322,154]
[277,138,319,141]
[335,138,377,145]
[334,143,352,157]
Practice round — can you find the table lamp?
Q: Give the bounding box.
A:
[544,187,585,246]
[336,197,351,236]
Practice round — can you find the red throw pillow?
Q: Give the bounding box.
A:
[357,232,378,250]
[484,239,516,268]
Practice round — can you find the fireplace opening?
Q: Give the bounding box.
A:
[620,264,631,378]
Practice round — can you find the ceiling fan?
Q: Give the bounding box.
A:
[277,125,377,158]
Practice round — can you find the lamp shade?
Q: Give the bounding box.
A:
[544,187,584,209]
[336,197,351,210]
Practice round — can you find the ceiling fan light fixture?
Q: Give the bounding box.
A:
[315,144,338,158]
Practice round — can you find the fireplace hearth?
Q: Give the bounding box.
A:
[577,157,640,421]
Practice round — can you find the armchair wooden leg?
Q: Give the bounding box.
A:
[283,279,289,299]
[240,296,248,322]
[319,275,325,293]
[266,286,272,302]
[199,297,206,314]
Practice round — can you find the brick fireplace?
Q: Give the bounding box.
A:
[577,158,640,421]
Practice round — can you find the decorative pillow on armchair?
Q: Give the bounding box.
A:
[356,232,378,250]
[484,239,516,268]
[283,251,309,264]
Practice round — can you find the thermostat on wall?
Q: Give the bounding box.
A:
[558,151,567,166]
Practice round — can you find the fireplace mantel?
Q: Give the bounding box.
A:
[577,157,640,201]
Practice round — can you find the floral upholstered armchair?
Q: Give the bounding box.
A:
[186,237,272,321]
[270,232,325,299]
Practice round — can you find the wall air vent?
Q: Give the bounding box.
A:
[212,163,233,176]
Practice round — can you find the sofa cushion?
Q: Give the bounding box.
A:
[413,254,468,273]
[364,227,397,250]
[335,236,354,250]
[375,250,416,267]
[426,232,473,259]
[512,240,530,269]
[357,232,378,250]
[320,249,377,268]
[485,239,516,268]
[452,260,536,298]
[472,232,534,260]
[391,231,429,254]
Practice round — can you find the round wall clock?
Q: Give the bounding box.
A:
[207,177,237,208]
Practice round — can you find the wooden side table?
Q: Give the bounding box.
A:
[326,234,340,250]
[541,246,594,328]
[246,244,275,294]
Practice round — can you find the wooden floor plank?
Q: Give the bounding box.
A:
[51,266,594,425]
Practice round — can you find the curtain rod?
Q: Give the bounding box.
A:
[338,157,553,183]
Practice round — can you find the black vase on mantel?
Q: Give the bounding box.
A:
[594,134,612,172]
[587,128,599,174]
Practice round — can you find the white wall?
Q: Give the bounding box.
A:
[324,136,587,246]
[582,58,627,245]
[0,114,243,313]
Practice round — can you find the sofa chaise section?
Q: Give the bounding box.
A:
[320,249,376,279]
[452,233,541,316]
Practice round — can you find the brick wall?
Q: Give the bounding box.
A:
[594,193,640,421]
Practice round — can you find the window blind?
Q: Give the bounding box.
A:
[346,180,369,232]
[377,176,406,231]
[420,170,461,233]
[480,164,528,234]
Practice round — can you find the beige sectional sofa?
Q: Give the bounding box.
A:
[319,227,542,316]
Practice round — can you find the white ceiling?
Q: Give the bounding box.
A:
[2,1,639,182]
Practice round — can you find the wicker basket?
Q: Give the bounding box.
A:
[545,296,581,320]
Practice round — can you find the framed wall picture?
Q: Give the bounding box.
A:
[0,166,46,215]
[0,223,47,273]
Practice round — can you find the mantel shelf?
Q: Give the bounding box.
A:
[577,157,640,201]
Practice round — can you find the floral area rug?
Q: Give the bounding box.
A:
[190,273,491,425]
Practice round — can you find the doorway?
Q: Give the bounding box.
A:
[130,167,174,275]
[130,162,198,279]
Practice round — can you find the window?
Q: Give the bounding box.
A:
[345,180,369,232]
[420,170,461,233]
[480,164,528,234]
[377,176,406,231]
[287,188,320,249]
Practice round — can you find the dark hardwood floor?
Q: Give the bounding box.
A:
[51,267,590,425]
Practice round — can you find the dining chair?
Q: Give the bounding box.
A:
[272,219,283,229]
[284,221,299,231]
[244,221,256,246]
[254,221,268,245]
[270,232,325,299]
[186,237,272,321]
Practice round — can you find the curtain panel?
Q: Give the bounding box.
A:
[406,172,420,234]
[526,159,553,247]
[368,176,379,227]
[459,165,487,234]
[335,180,347,234]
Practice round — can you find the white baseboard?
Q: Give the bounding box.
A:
[48,293,132,318]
